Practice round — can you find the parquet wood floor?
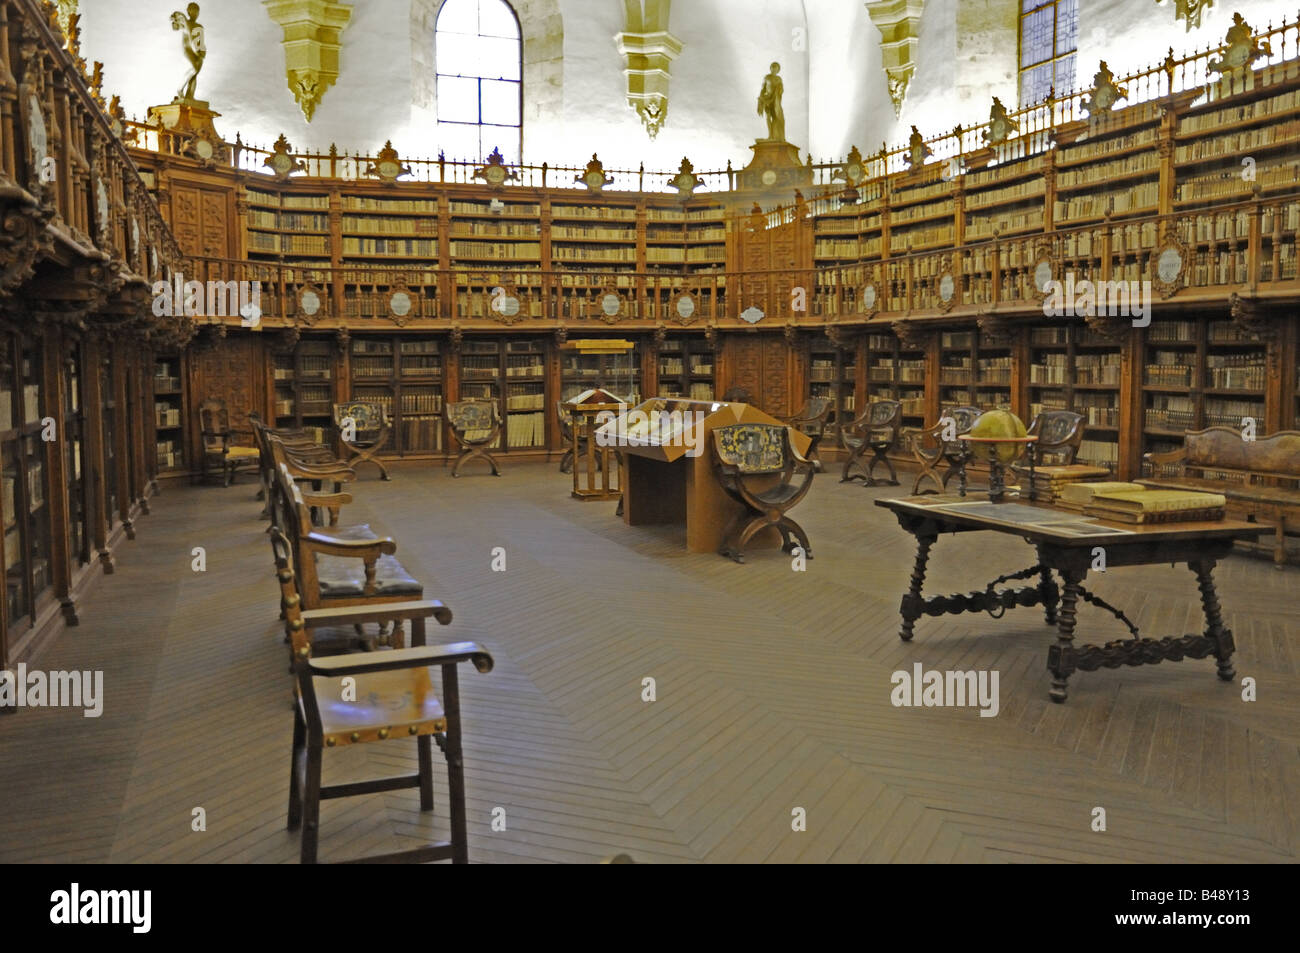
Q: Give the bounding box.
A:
[1,461,1295,863]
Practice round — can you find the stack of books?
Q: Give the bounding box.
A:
[1028,464,1112,501]
[1057,483,1227,523]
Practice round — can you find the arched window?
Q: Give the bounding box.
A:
[436,0,522,162]
[1019,0,1077,105]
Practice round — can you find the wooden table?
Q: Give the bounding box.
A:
[875,494,1268,702]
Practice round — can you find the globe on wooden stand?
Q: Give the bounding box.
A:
[958,410,1037,502]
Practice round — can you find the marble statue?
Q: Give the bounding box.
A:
[757,62,785,142]
[170,3,206,103]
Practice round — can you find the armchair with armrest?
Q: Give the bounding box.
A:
[270,529,492,864]
[840,399,902,486]
[199,397,260,487]
[910,406,980,495]
[711,423,816,563]
[779,397,833,471]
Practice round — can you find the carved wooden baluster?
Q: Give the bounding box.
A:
[899,532,937,642]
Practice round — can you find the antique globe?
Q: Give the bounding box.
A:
[966,410,1028,463]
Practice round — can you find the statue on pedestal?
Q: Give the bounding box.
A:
[170,3,206,103]
[757,62,785,142]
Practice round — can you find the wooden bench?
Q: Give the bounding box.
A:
[1141,426,1300,568]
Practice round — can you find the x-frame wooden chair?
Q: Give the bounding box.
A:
[711,423,816,563]
[334,401,393,481]
[840,399,902,486]
[271,530,492,864]
[445,398,503,478]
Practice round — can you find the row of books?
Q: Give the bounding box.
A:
[344,236,438,257]
[964,178,1045,211]
[891,199,954,224]
[346,197,437,212]
[1056,153,1156,190]
[553,247,636,262]
[343,215,437,234]
[505,391,545,411]
[448,201,536,215]
[1177,89,1300,134]
[1204,397,1265,428]
[550,206,636,221]
[401,357,441,376]
[817,215,883,234]
[1176,159,1300,202]
[449,223,538,237]
[1145,394,1195,429]
[448,240,541,258]
[1173,119,1300,163]
[399,417,443,452]
[155,407,182,428]
[1077,439,1120,466]
[156,440,182,469]
[505,411,545,447]
[1055,181,1158,222]
[1057,127,1157,164]
[551,225,636,240]
[282,195,330,209]
[1055,481,1223,523]
[964,209,1040,239]
[1144,360,1194,387]
[352,356,394,378]
[399,392,443,414]
[505,357,544,377]
[462,355,502,379]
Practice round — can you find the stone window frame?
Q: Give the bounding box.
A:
[411,0,563,162]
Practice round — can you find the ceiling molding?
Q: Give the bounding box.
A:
[262,0,353,122]
[865,0,925,119]
[615,2,682,139]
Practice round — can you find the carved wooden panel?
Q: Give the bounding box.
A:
[721,333,791,417]
[189,337,264,448]
[170,184,230,258]
[173,186,202,258]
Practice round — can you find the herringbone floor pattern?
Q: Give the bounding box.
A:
[1,460,1296,863]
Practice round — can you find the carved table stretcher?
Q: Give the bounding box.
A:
[875,495,1268,702]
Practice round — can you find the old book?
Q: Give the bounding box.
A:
[1089,488,1227,513]
[1058,481,1146,504]
[1085,504,1225,524]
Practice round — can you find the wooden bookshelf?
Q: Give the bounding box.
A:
[152,352,185,473]
[1026,323,1123,472]
[656,335,714,401]
[272,337,336,444]
[807,335,856,440]
[457,338,546,451]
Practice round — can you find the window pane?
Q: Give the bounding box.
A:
[479,125,518,162]
[437,75,480,122]
[479,0,519,39]
[1056,0,1077,55]
[477,36,521,81]
[1054,53,1077,95]
[436,0,477,35]
[437,33,483,77]
[1020,61,1053,104]
[437,122,482,161]
[480,79,520,126]
[1023,0,1051,11]
[1021,6,1054,68]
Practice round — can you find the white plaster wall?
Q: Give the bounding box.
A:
[75,0,1300,174]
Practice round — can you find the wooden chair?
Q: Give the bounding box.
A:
[270,529,493,864]
[266,436,355,525]
[1018,410,1086,471]
[334,401,392,482]
[445,399,503,478]
[711,423,816,563]
[840,399,902,486]
[779,397,833,471]
[250,413,338,514]
[199,397,260,487]
[270,460,424,619]
[910,406,980,495]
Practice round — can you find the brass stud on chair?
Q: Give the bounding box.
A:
[408,724,419,735]
[326,736,336,747]
[378,727,390,739]
[350,731,360,743]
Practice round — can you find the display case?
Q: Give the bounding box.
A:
[559,338,639,405]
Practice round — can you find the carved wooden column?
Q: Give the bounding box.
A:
[41,324,76,623]
[82,332,112,572]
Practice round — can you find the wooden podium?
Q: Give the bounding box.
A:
[598,399,810,554]
[564,388,625,501]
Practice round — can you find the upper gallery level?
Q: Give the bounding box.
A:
[119,9,1300,336]
[0,0,184,342]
